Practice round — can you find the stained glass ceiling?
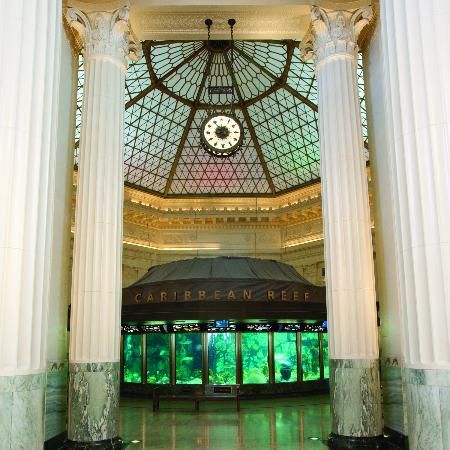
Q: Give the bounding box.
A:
[75,40,368,197]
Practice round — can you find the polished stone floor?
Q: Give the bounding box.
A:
[119,394,331,450]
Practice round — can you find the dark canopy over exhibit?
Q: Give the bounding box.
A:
[122,256,326,322]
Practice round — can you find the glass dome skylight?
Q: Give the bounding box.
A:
[75,40,368,197]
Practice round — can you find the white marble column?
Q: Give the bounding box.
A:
[0,1,62,449]
[65,5,140,445]
[44,24,78,443]
[301,7,382,443]
[363,19,407,436]
[379,1,450,449]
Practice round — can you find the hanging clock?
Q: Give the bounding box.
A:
[200,113,244,158]
[200,19,244,158]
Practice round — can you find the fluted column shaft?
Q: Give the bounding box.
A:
[380,1,450,448]
[302,7,382,441]
[0,1,61,448]
[363,20,407,435]
[65,5,140,444]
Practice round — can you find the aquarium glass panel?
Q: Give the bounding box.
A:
[208,333,236,384]
[274,332,298,383]
[301,332,320,381]
[242,332,269,384]
[176,333,203,384]
[146,334,170,384]
[323,333,329,379]
[123,334,142,383]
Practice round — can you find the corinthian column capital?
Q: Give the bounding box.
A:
[301,6,372,66]
[65,5,142,69]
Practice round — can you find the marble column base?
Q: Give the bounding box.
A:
[0,372,46,449]
[46,361,68,441]
[380,363,407,435]
[68,362,119,443]
[404,368,450,450]
[328,433,386,449]
[61,436,124,449]
[329,359,383,437]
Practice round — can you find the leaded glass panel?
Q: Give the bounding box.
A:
[248,88,320,191]
[357,52,369,157]
[169,109,270,195]
[74,40,369,196]
[126,57,151,104]
[286,46,317,103]
[150,41,204,80]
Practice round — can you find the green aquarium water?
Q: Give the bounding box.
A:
[322,333,329,379]
[274,332,298,382]
[146,334,170,384]
[208,333,236,384]
[301,332,320,381]
[123,334,142,383]
[242,332,269,384]
[175,333,203,384]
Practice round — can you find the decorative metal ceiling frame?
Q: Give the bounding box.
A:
[163,50,214,195]
[122,39,325,197]
[222,48,276,194]
[125,41,206,110]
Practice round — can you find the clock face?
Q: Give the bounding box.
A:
[201,113,244,157]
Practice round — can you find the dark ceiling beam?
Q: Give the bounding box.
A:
[163,52,215,196]
[162,106,197,196]
[239,84,280,108]
[145,40,200,47]
[224,50,276,194]
[125,44,206,110]
[143,40,158,84]
[280,42,296,83]
[281,83,318,113]
[157,85,194,107]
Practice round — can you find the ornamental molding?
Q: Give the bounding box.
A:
[122,199,323,227]
[65,5,142,68]
[131,5,311,41]
[122,182,322,213]
[300,6,372,65]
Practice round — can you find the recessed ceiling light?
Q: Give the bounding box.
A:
[131,440,141,444]
[308,437,320,441]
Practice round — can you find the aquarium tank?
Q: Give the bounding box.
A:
[146,334,170,384]
[274,332,298,382]
[242,332,269,384]
[122,324,328,387]
[301,332,320,380]
[175,333,203,384]
[322,333,329,379]
[208,333,236,384]
[123,334,142,383]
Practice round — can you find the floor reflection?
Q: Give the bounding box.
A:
[119,394,330,450]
